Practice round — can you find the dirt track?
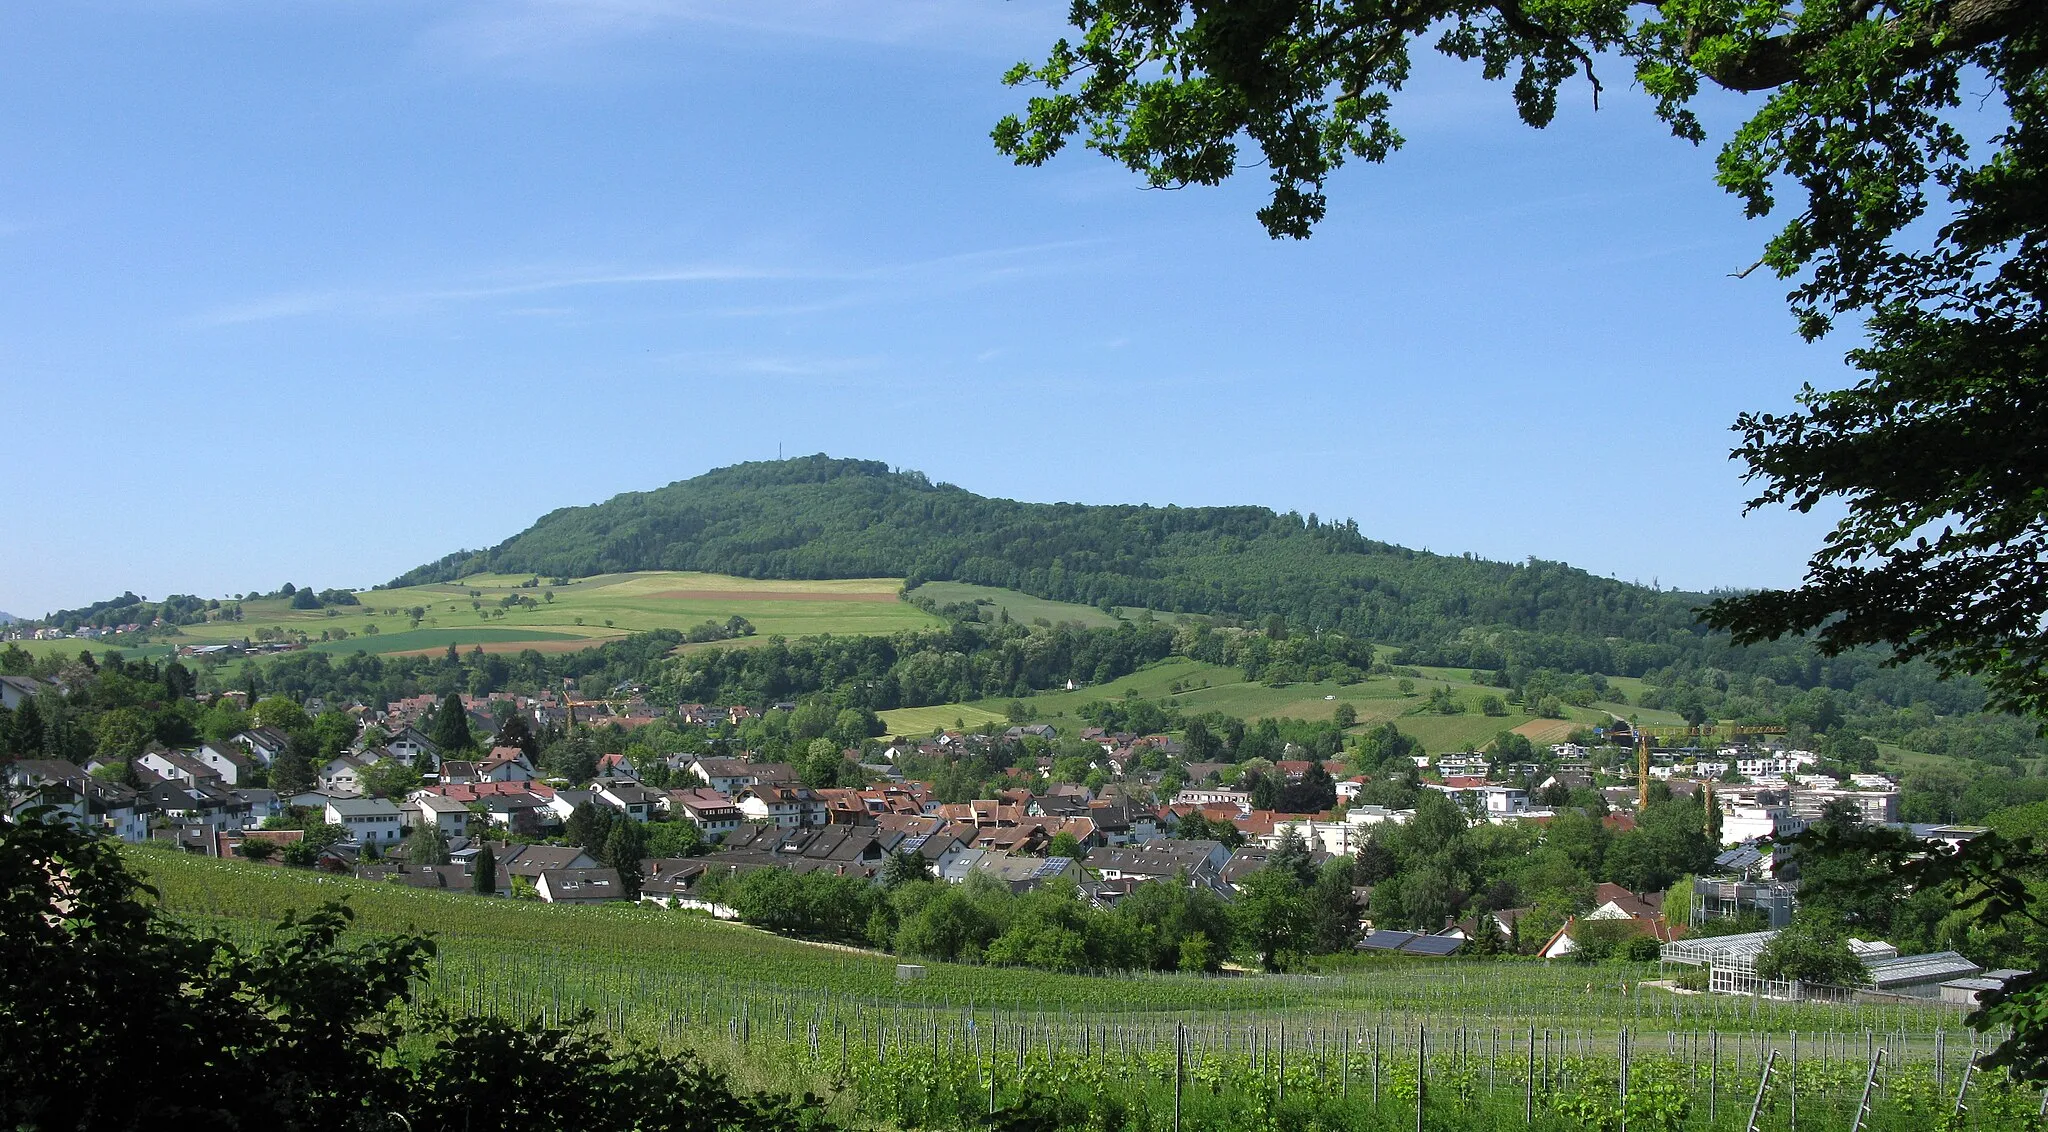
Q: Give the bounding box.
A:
[643,589,897,602]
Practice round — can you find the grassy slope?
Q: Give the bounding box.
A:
[911,581,1127,629]
[127,845,1952,1046]
[118,572,944,661]
[882,656,1610,751]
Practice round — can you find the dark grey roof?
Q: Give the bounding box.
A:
[1399,934,1466,956]
[1357,930,1416,951]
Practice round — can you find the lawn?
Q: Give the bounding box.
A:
[4,637,175,661]
[877,702,1012,736]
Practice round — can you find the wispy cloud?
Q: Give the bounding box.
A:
[659,348,886,379]
[420,0,1061,69]
[195,239,1106,326]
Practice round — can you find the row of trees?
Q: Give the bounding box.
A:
[704,850,1341,974]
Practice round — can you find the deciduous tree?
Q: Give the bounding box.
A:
[997,1,2048,717]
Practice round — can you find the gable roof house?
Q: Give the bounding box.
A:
[147,780,248,835]
[399,791,472,839]
[193,741,254,786]
[476,747,536,783]
[318,755,368,798]
[666,788,743,839]
[138,748,221,787]
[385,727,439,767]
[535,868,624,904]
[1084,839,1231,890]
[232,727,292,766]
[594,780,662,822]
[542,787,594,825]
[3,758,92,828]
[689,757,758,795]
[704,823,904,882]
[493,843,601,889]
[962,850,1082,893]
[0,674,53,710]
[474,794,545,836]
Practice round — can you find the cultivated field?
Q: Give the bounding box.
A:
[76,571,945,664]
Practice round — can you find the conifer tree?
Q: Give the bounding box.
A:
[471,843,496,896]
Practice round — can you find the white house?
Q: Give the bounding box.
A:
[325,796,403,845]
[1261,816,1359,856]
[594,780,661,822]
[667,788,742,840]
[193,741,254,786]
[1344,805,1414,829]
[138,748,218,786]
[318,755,367,798]
[1720,803,1805,846]
[1436,754,1490,778]
[1173,787,1250,811]
[401,791,472,839]
[232,727,291,767]
[689,757,759,795]
[735,785,823,828]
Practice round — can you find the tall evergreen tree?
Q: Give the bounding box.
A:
[603,821,646,901]
[270,735,319,796]
[471,843,496,896]
[427,692,474,754]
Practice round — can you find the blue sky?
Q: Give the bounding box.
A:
[3,1,1860,616]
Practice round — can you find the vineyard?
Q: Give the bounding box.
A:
[134,848,2044,1130]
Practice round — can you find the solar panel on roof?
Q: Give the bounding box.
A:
[1715,847,1764,870]
[1399,935,1466,956]
[1357,930,1416,951]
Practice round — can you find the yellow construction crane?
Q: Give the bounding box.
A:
[1637,729,1650,809]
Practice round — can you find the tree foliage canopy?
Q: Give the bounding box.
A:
[996,2,2048,716]
[1,809,833,1131]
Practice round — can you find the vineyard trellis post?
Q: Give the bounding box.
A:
[1277,1020,1285,1103]
[1524,1026,1534,1124]
[1788,1029,1796,1132]
[1618,1026,1629,1132]
[1173,1021,1183,1132]
[1850,1047,1883,1132]
[1416,1024,1426,1132]
[1745,1048,1777,1132]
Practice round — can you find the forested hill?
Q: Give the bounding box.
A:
[392,456,1723,664]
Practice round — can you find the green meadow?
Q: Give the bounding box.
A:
[100,571,945,661]
[881,655,1614,751]
[910,581,1195,631]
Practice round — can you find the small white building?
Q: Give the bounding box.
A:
[400,791,472,839]
[1720,803,1805,846]
[325,796,403,845]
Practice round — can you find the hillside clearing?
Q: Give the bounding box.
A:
[78,571,944,668]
